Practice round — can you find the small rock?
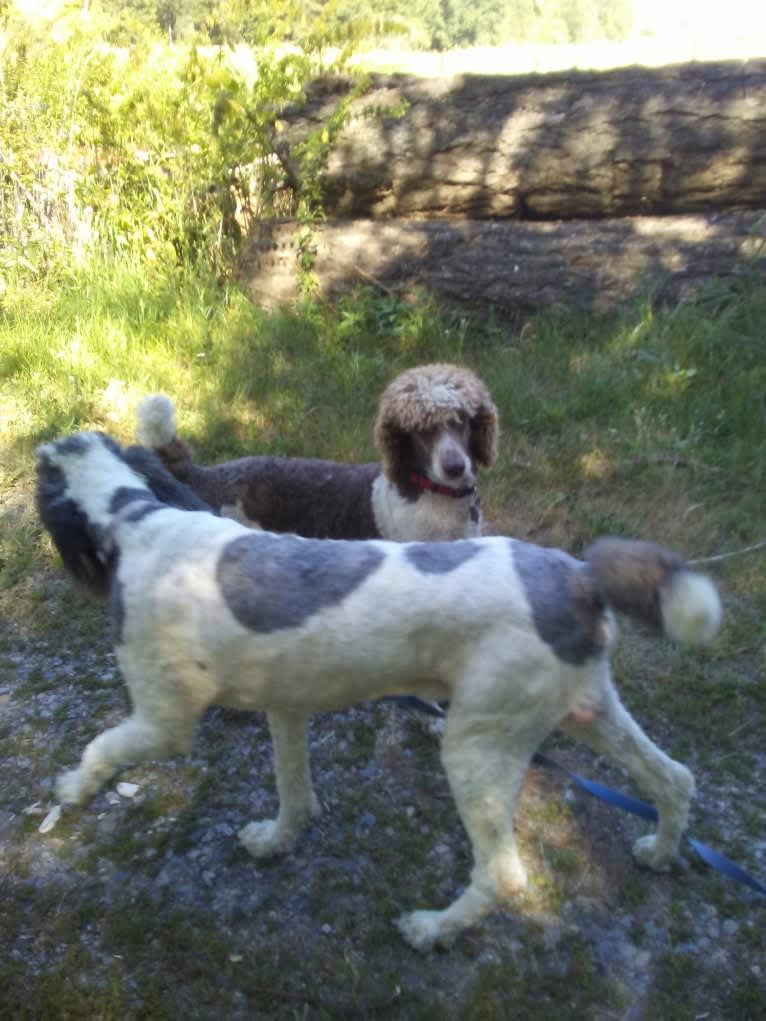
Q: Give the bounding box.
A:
[39,804,61,834]
[116,782,140,799]
[321,923,332,934]
[722,919,739,938]
[105,791,121,805]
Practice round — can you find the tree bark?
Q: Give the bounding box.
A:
[239,210,766,315]
[274,62,766,220]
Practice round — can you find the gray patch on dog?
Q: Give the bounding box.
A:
[469,503,480,524]
[111,575,125,646]
[405,541,480,575]
[217,533,385,633]
[56,434,89,456]
[511,539,605,665]
[97,432,125,457]
[123,501,164,523]
[110,487,159,516]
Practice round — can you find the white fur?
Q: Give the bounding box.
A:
[136,394,176,448]
[43,433,720,952]
[661,572,722,644]
[371,474,481,542]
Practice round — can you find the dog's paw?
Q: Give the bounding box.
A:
[56,768,87,806]
[239,819,297,859]
[632,834,675,871]
[396,910,453,952]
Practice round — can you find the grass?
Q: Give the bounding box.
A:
[1,251,766,1018]
[3,262,766,589]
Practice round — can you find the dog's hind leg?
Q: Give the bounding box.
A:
[558,674,694,871]
[56,711,196,806]
[239,710,319,859]
[398,710,535,952]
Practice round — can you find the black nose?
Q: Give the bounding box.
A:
[443,460,466,479]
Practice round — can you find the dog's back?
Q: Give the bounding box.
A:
[186,455,383,538]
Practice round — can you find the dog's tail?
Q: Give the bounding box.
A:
[584,538,721,645]
[136,394,194,481]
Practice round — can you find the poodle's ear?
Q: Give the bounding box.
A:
[469,396,499,469]
[374,415,409,485]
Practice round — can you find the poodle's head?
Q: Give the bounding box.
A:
[374,364,499,488]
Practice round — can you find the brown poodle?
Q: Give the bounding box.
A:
[136,364,498,542]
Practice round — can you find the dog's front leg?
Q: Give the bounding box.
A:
[398,717,531,952]
[239,710,319,859]
[559,676,694,871]
[57,713,195,806]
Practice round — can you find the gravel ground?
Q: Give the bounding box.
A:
[1,578,764,1019]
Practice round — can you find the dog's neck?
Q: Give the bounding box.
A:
[407,471,476,500]
[372,473,481,542]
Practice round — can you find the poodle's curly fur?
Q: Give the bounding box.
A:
[374,362,498,486]
[136,364,498,543]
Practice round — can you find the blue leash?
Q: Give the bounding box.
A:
[387,697,766,897]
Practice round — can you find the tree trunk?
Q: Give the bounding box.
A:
[239,211,766,315]
[274,62,766,220]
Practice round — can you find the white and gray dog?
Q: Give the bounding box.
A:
[36,431,722,951]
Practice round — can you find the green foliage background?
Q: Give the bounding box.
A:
[94,0,634,49]
[0,1,354,286]
[0,0,633,294]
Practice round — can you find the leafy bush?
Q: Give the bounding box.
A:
[0,2,358,285]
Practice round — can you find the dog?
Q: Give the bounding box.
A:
[135,363,498,542]
[36,431,722,951]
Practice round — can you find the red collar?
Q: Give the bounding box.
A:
[408,471,476,499]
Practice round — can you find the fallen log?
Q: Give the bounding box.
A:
[273,62,766,220]
[239,210,766,314]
